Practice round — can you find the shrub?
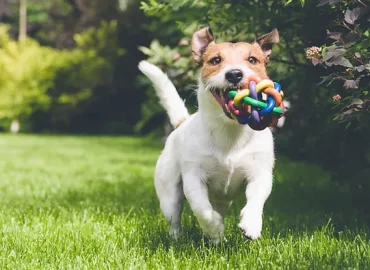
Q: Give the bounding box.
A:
[0,21,123,132]
[307,0,370,133]
[304,0,370,189]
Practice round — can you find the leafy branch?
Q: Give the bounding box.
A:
[307,0,370,126]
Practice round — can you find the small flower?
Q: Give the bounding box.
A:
[333,94,342,102]
[173,53,181,60]
[306,46,322,59]
[346,68,353,74]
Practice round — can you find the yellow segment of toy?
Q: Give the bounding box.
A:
[233,89,250,106]
[256,79,274,92]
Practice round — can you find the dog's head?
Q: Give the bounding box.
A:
[192,27,279,120]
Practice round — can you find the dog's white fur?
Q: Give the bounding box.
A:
[139,60,274,243]
[276,100,290,128]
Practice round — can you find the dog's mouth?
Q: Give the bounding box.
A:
[210,84,243,119]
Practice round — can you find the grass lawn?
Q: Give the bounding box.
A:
[0,135,369,269]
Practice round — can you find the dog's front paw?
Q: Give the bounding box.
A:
[239,208,263,240]
[169,227,181,240]
[198,210,225,244]
[208,236,221,244]
[207,235,228,245]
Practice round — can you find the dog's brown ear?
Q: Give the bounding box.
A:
[191,27,215,63]
[256,28,279,58]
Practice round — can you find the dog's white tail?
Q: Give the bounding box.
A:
[138,61,189,128]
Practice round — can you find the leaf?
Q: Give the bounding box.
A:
[322,51,338,62]
[288,0,305,6]
[351,98,363,106]
[285,0,293,5]
[364,100,370,111]
[317,73,335,85]
[344,8,361,25]
[329,0,343,4]
[317,0,329,6]
[354,65,365,72]
[345,121,351,130]
[325,55,353,67]
[342,32,360,48]
[343,80,358,89]
[322,47,346,62]
[138,46,153,56]
[354,52,361,58]
[327,31,342,40]
[355,75,363,85]
[312,58,320,66]
[339,109,353,120]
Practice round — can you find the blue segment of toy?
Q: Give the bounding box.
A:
[259,96,276,116]
[273,82,281,92]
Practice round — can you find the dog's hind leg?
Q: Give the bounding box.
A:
[155,153,185,240]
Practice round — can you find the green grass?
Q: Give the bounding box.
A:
[0,135,369,269]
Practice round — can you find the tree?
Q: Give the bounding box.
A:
[18,0,26,41]
[0,0,6,20]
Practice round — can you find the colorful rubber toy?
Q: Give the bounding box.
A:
[227,76,285,130]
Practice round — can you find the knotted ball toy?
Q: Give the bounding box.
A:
[227,76,285,131]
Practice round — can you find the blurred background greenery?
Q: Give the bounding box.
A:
[0,0,369,196]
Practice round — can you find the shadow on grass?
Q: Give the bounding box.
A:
[268,157,370,234]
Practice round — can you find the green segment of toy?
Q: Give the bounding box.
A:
[228,90,284,114]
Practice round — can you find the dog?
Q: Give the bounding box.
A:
[138,27,280,243]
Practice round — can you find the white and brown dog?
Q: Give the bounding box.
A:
[139,27,280,243]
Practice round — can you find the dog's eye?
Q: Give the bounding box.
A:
[209,56,221,65]
[248,57,258,64]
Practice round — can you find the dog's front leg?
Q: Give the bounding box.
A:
[239,166,273,240]
[182,171,224,243]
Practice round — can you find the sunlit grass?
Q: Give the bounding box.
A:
[0,134,369,269]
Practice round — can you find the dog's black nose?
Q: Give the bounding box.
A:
[225,69,243,84]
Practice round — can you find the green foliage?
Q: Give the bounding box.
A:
[0,25,59,121]
[307,0,370,132]
[53,20,124,108]
[286,0,305,7]
[0,21,123,131]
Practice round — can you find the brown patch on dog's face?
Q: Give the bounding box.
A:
[201,42,268,82]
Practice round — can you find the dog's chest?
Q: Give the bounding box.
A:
[204,151,249,199]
